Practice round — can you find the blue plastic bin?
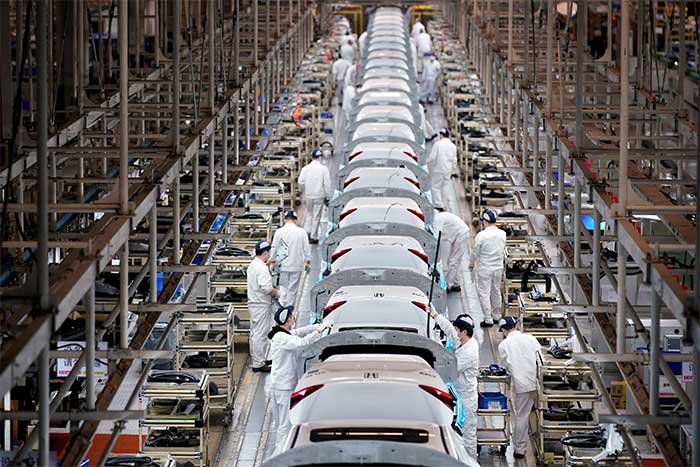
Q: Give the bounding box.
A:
[478,391,508,410]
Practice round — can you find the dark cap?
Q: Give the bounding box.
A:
[285,210,298,219]
[255,240,271,255]
[274,305,294,325]
[498,316,517,330]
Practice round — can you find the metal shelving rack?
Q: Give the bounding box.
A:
[175,304,236,424]
[141,373,211,467]
[476,367,512,454]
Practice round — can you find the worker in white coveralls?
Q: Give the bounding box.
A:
[268,305,328,454]
[340,37,355,63]
[415,25,433,74]
[411,20,425,41]
[498,316,541,460]
[470,209,507,327]
[270,210,311,307]
[427,128,458,210]
[358,31,367,59]
[427,307,480,459]
[420,54,442,104]
[332,54,352,101]
[434,209,470,298]
[342,83,362,121]
[247,240,279,373]
[419,103,438,142]
[298,149,332,244]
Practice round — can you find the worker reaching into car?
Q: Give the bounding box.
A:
[247,240,280,373]
[434,209,470,298]
[268,306,329,454]
[420,54,442,104]
[498,316,541,459]
[469,210,507,327]
[427,306,480,459]
[427,128,458,211]
[342,82,362,121]
[298,149,332,244]
[270,210,311,308]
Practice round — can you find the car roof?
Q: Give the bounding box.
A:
[337,204,424,229]
[325,300,430,334]
[342,167,421,193]
[358,90,412,106]
[354,106,416,124]
[352,122,417,142]
[290,382,451,426]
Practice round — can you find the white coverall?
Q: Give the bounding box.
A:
[433,314,480,459]
[342,85,357,120]
[411,21,425,41]
[498,330,541,456]
[416,31,433,74]
[332,58,352,100]
[434,211,470,296]
[269,324,322,454]
[342,64,356,89]
[470,225,507,323]
[421,58,442,102]
[298,160,332,241]
[271,222,311,307]
[358,31,367,59]
[427,137,458,209]
[410,39,419,70]
[246,257,275,368]
[340,41,355,63]
[419,104,436,140]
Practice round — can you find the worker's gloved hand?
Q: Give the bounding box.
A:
[426,134,438,142]
[324,197,330,207]
[304,261,311,272]
[451,173,459,178]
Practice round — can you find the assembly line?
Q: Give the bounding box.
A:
[0,1,698,467]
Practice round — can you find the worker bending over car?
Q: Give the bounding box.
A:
[428,306,479,459]
[498,316,541,459]
[247,240,279,373]
[298,149,332,243]
[270,210,311,307]
[433,209,470,298]
[470,209,506,327]
[268,306,328,454]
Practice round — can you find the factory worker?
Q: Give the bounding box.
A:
[427,128,458,210]
[298,149,332,244]
[427,307,479,459]
[434,209,470,298]
[270,210,311,307]
[410,37,419,70]
[342,83,362,121]
[498,316,541,460]
[268,305,328,454]
[469,209,506,327]
[415,25,433,74]
[358,31,367,59]
[420,54,442,104]
[332,55,352,100]
[342,62,358,89]
[340,37,356,63]
[247,240,280,372]
[419,103,437,142]
[411,20,425,41]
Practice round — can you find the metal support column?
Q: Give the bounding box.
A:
[37,0,49,309]
[86,285,96,410]
[618,0,630,211]
[119,0,129,215]
[149,206,158,302]
[592,210,601,305]
[649,289,660,416]
[616,243,626,353]
[38,348,49,466]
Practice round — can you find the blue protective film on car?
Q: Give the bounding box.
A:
[447,382,465,429]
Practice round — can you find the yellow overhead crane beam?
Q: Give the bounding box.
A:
[335,4,364,33]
